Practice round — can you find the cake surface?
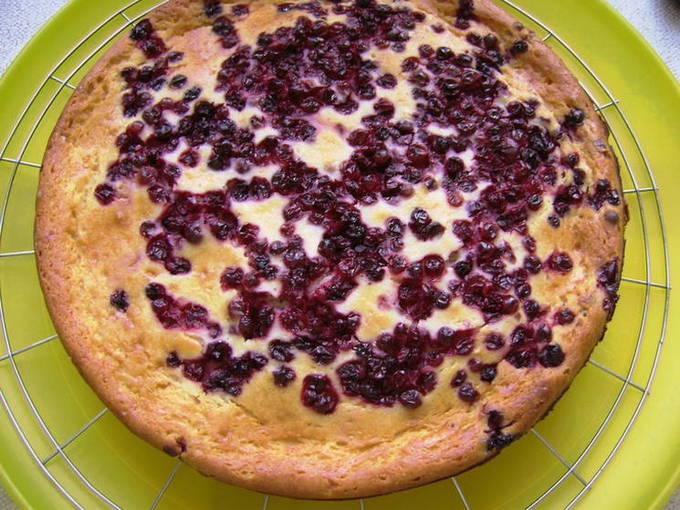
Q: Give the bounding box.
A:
[36,0,625,499]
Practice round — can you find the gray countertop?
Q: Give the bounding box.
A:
[0,1,678,509]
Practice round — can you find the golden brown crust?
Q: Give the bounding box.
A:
[36,0,625,499]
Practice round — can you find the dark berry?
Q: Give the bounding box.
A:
[485,333,504,350]
[454,260,472,278]
[301,374,339,414]
[169,74,187,89]
[451,369,467,387]
[487,431,515,451]
[377,73,397,88]
[564,108,585,128]
[273,366,296,387]
[480,365,497,382]
[130,19,152,41]
[555,308,575,325]
[423,254,445,277]
[510,40,529,55]
[231,4,249,16]
[436,46,452,60]
[269,340,294,362]
[221,266,244,289]
[204,1,223,17]
[184,86,201,101]
[94,183,115,205]
[539,344,565,367]
[458,382,479,403]
[547,252,573,273]
[166,351,181,368]
[399,389,422,408]
[109,289,129,312]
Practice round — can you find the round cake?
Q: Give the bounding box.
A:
[36,0,626,499]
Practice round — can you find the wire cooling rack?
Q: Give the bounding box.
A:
[0,0,671,509]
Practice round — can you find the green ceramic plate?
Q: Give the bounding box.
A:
[0,0,678,508]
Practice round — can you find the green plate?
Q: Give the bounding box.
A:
[0,0,678,508]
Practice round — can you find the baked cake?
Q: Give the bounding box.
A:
[36,0,626,498]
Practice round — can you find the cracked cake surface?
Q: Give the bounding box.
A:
[36,0,625,498]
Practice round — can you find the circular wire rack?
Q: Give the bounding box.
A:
[0,0,671,509]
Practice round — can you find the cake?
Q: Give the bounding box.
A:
[36,0,626,499]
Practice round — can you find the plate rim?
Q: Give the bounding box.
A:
[0,0,677,509]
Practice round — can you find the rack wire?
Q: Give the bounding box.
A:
[0,0,670,508]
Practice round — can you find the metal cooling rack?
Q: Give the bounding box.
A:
[0,0,670,508]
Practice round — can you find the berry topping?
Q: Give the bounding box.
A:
[204,1,223,17]
[273,365,297,387]
[563,108,585,128]
[510,40,529,55]
[458,382,479,403]
[546,251,573,273]
[301,374,339,414]
[269,340,295,362]
[451,369,467,387]
[399,389,422,408]
[479,364,497,382]
[94,183,116,205]
[129,19,167,58]
[597,259,620,316]
[538,343,565,367]
[90,0,618,413]
[109,289,129,312]
[554,308,575,325]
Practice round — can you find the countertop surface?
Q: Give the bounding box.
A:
[0,1,678,509]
